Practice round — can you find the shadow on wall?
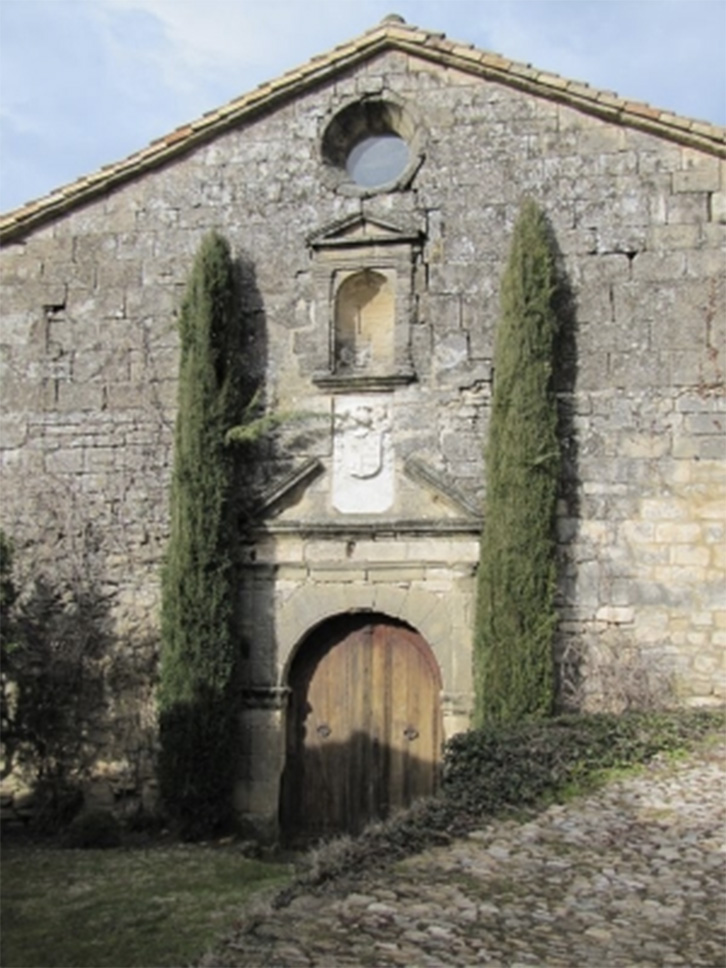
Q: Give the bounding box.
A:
[229,250,283,713]
[155,246,275,840]
[230,250,271,653]
[1,551,158,831]
[1,245,274,835]
[548,222,582,711]
[231,251,338,821]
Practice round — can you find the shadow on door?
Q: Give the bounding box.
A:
[279,612,442,843]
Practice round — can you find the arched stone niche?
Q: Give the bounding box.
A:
[334,269,395,371]
[307,214,424,389]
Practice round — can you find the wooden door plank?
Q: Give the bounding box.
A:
[282,616,442,841]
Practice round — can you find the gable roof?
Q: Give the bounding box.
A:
[2,14,724,243]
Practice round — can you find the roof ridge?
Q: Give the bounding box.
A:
[2,17,724,242]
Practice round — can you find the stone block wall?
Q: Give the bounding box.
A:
[1,46,724,816]
[560,391,725,708]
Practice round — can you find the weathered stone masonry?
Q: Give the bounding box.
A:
[1,19,724,829]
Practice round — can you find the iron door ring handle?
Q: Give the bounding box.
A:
[404,726,419,741]
[316,724,331,738]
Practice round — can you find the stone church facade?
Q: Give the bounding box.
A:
[1,17,724,836]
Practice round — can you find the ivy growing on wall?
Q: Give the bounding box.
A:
[158,231,253,839]
[474,198,562,727]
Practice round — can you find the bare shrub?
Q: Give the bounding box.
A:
[557,635,676,714]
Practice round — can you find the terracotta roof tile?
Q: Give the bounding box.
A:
[166,125,194,145]
[2,16,724,241]
[565,80,594,99]
[693,120,723,138]
[665,113,695,132]
[539,72,569,90]
[480,52,512,71]
[626,101,663,120]
[406,31,434,44]
[596,91,624,108]
[511,64,540,82]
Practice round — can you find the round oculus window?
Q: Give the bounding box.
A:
[321,98,421,195]
[346,134,410,188]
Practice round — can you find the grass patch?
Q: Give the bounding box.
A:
[4,709,723,967]
[1,842,291,968]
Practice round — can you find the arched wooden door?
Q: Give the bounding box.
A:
[280,614,442,842]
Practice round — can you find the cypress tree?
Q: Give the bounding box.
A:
[474,198,561,727]
[158,231,249,838]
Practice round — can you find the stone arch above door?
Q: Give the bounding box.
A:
[277,583,449,681]
[264,545,478,741]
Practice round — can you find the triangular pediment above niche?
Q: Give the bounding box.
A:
[256,458,325,516]
[402,458,482,520]
[254,455,482,533]
[307,214,423,250]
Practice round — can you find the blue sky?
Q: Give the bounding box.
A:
[1,0,724,213]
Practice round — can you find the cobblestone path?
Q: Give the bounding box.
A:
[205,743,726,968]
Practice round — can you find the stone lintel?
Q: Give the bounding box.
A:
[257,518,482,537]
[312,370,416,391]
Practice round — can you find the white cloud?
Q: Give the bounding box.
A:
[98,0,381,97]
